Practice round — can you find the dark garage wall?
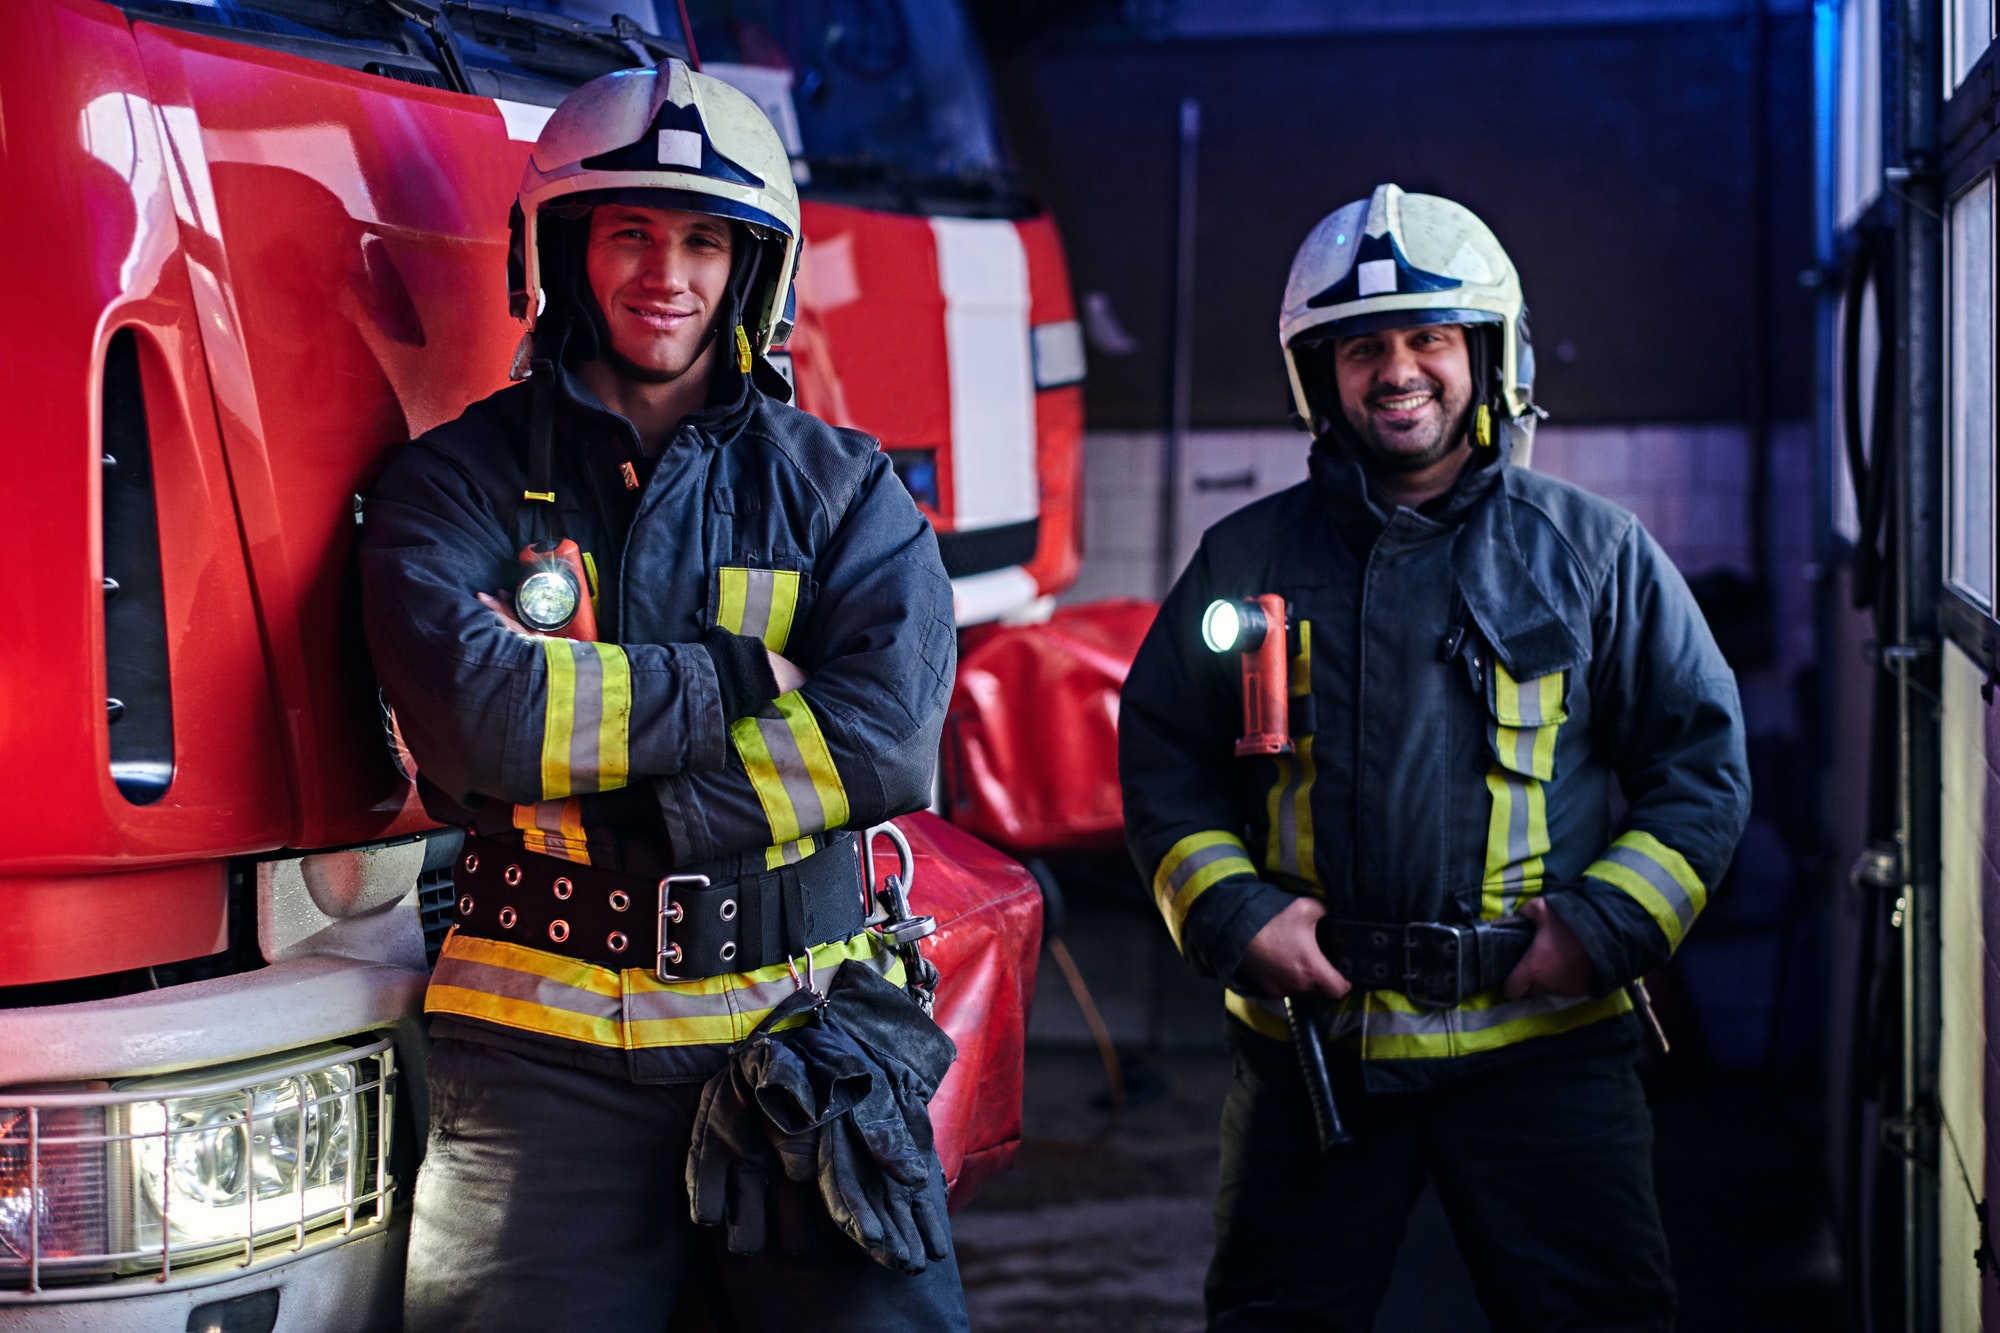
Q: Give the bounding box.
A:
[980,10,1816,428]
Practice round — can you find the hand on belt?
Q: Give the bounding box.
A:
[450,833,867,979]
[1314,916,1536,1008]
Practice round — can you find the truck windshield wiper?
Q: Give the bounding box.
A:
[442,2,687,68]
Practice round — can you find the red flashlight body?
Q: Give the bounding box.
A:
[1236,593,1293,757]
[518,539,599,642]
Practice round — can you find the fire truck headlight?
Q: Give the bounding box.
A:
[515,568,579,634]
[0,1038,394,1286]
[1202,599,1267,654]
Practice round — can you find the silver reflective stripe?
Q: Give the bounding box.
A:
[1497,769,1533,914]
[1599,842,1700,934]
[1169,840,1246,895]
[431,955,620,1022]
[1509,725,1537,776]
[623,983,755,1025]
[1367,992,1593,1038]
[740,570,776,643]
[752,715,828,833]
[569,643,604,784]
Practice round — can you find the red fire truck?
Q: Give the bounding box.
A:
[0,0,1064,1325]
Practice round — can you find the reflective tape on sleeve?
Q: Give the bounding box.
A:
[1152,830,1258,949]
[731,691,850,845]
[540,640,632,798]
[716,567,802,652]
[513,798,591,865]
[1582,829,1707,951]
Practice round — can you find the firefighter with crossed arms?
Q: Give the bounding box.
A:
[1119,185,1751,1331]
[360,60,966,1330]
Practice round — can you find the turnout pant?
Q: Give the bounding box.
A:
[403,1037,970,1333]
[1208,1019,1674,1333]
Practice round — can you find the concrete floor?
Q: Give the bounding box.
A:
[950,892,1846,1332]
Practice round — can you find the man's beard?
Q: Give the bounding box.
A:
[1343,378,1473,474]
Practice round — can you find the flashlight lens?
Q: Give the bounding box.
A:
[517,569,579,632]
[1202,600,1242,654]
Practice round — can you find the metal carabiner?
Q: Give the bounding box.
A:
[860,821,939,1012]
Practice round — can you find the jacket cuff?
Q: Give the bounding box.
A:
[700,628,781,721]
[1538,889,1631,1000]
[1183,877,1296,991]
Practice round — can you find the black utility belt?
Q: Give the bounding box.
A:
[1316,915,1535,1009]
[451,832,869,980]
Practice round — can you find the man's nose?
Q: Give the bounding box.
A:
[1376,338,1423,386]
[641,243,692,290]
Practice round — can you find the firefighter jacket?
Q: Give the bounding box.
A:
[1119,433,1750,1090]
[358,355,955,1082]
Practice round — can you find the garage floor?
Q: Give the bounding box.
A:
[950,893,1846,1332]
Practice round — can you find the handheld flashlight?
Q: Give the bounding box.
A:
[1202,594,1293,757]
[516,539,598,641]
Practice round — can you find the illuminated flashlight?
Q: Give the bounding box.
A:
[516,539,598,641]
[1202,594,1293,757]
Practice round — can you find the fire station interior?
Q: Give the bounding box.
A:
[11,0,1994,1328]
[954,1,1853,1329]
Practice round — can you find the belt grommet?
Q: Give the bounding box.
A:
[1370,931,1388,948]
[498,906,518,929]
[553,877,573,901]
[665,902,684,923]
[719,941,737,962]
[549,920,570,944]
[607,931,629,953]
[608,890,631,913]
[719,898,738,922]
[463,853,479,875]
[504,864,523,887]
[663,943,683,965]
[456,895,474,917]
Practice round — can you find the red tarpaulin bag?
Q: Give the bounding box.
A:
[874,812,1043,1206]
[943,599,1158,858]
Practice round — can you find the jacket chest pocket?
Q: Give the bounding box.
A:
[1484,658,1568,782]
[708,563,812,654]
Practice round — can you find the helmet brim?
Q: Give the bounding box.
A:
[1288,306,1501,348]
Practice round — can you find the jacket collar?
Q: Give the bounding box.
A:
[553,339,759,455]
[1309,423,1585,681]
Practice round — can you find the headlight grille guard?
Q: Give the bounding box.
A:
[0,1036,396,1296]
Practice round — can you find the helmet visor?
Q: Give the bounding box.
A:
[1289,306,1501,349]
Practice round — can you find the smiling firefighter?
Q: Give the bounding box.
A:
[1118,184,1752,1331]
[358,57,965,1332]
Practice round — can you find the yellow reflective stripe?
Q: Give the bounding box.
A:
[582,550,600,623]
[1264,736,1321,892]
[1224,989,1293,1041]
[427,930,902,1051]
[1152,830,1257,949]
[626,933,898,1048]
[763,835,818,871]
[594,643,631,789]
[731,692,849,846]
[715,567,802,652]
[1357,988,1632,1060]
[1290,619,1312,697]
[1583,830,1707,951]
[1489,662,1568,728]
[539,640,631,798]
[541,639,577,797]
[1481,765,1548,919]
[513,798,591,865]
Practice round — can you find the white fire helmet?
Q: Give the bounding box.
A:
[1280,185,1535,456]
[508,57,802,357]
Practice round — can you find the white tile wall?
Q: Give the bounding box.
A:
[1068,421,1810,604]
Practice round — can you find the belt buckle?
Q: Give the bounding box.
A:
[656,874,710,981]
[1402,922,1470,1009]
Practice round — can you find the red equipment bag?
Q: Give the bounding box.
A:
[942,598,1158,858]
[876,812,1043,1206]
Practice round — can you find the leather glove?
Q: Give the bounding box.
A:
[687,987,867,1256]
[811,962,959,1273]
